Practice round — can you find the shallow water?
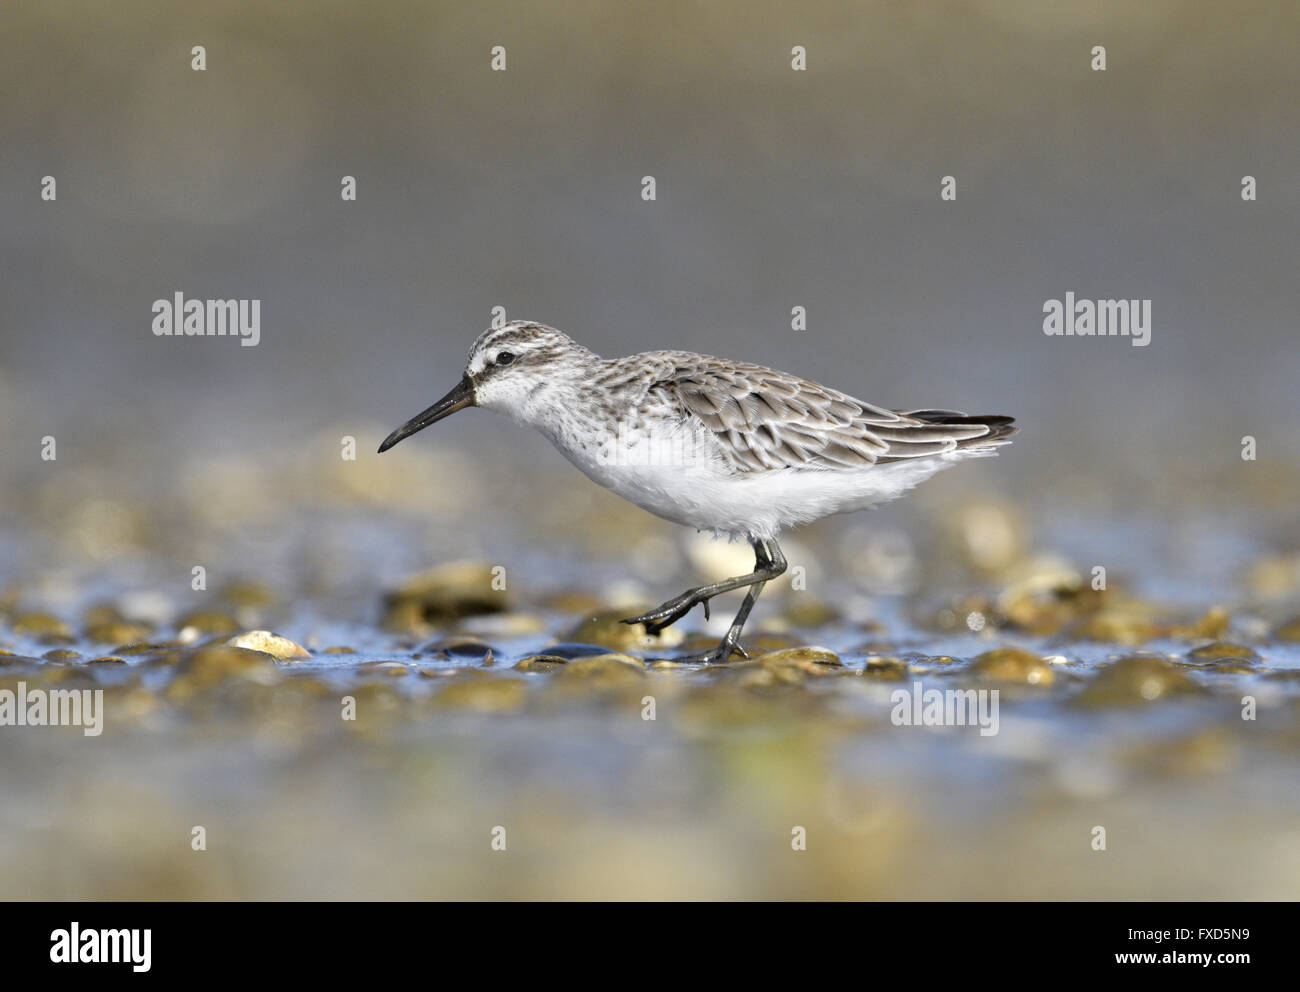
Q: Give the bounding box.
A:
[2,462,1298,900]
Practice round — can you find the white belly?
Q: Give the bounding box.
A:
[550,420,961,540]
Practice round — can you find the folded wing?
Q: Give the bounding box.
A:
[657,361,1015,474]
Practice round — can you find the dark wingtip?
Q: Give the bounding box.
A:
[959,415,1017,445]
[916,412,1018,447]
[976,417,1018,445]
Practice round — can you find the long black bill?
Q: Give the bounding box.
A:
[377,376,476,453]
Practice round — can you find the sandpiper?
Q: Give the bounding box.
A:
[379,321,1017,663]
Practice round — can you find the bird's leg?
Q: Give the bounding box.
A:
[625,538,787,650]
[621,537,785,634]
[670,539,787,664]
[684,581,766,664]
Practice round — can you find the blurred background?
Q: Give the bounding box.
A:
[3,0,1298,579]
[1,1,1298,900]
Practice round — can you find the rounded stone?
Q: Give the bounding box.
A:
[555,653,646,684]
[741,631,804,653]
[9,612,72,639]
[1184,642,1259,665]
[969,647,1056,686]
[861,657,909,680]
[418,637,497,661]
[382,561,510,632]
[753,646,843,672]
[1175,606,1231,640]
[112,641,184,656]
[1075,655,1201,706]
[513,655,569,673]
[224,630,311,661]
[84,619,154,645]
[174,646,281,686]
[566,610,685,653]
[1075,608,1162,645]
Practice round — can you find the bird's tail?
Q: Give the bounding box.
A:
[895,409,1018,454]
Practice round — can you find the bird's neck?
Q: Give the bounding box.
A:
[515,357,621,447]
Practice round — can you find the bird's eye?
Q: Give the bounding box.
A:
[495,352,515,366]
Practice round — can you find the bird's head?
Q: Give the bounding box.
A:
[378,321,594,452]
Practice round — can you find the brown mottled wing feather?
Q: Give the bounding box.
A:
[655,359,1012,474]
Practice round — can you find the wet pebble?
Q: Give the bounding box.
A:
[224,630,311,661]
[79,605,155,644]
[84,618,154,645]
[752,646,842,672]
[112,641,185,656]
[861,657,909,680]
[513,655,569,673]
[1172,606,1231,640]
[417,637,497,661]
[555,653,646,684]
[706,647,843,689]
[170,646,281,691]
[382,561,509,633]
[969,647,1056,686]
[566,610,685,653]
[999,565,1103,635]
[741,631,804,653]
[1184,642,1259,665]
[1075,655,1201,706]
[9,612,72,641]
[1075,605,1162,645]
